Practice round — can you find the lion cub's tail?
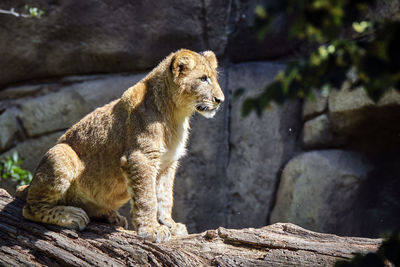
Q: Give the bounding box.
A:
[15,185,29,201]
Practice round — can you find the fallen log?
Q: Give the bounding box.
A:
[0,189,382,266]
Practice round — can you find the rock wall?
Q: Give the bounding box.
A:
[0,0,300,86]
[1,0,399,237]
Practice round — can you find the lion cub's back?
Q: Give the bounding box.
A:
[58,99,128,161]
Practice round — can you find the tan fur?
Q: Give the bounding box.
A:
[15,49,224,243]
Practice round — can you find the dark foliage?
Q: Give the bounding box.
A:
[242,0,400,116]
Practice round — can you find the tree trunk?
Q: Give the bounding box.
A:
[0,189,382,267]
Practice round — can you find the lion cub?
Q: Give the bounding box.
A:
[16,49,224,243]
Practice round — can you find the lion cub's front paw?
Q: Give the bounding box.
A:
[137,225,171,243]
[170,222,188,236]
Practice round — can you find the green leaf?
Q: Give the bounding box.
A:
[242,98,255,117]
[0,152,33,187]
[282,67,299,94]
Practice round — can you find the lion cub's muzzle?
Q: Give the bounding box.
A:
[195,95,224,118]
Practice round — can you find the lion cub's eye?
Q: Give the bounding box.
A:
[200,75,208,82]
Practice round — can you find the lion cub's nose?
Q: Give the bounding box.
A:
[214,96,224,104]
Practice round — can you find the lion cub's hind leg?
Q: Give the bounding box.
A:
[93,210,128,229]
[22,143,89,230]
[23,204,89,230]
[105,210,128,228]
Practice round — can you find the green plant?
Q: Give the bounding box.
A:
[24,5,45,18]
[0,152,33,186]
[0,5,44,18]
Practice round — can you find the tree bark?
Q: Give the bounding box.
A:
[0,189,382,267]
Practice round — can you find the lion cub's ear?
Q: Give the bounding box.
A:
[171,51,196,77]
[201,51,218,69]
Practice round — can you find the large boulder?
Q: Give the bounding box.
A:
[270,150,374,236]
[271,149,400,237]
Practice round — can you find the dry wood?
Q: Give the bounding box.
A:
[0,188,382,266]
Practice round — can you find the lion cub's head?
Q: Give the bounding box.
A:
[170,49,224,118]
